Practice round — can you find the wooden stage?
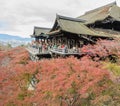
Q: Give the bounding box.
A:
[26,47,83,60]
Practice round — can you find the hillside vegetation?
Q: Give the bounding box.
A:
[0,40,120,106]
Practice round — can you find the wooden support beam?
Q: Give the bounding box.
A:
[80,35,95,43]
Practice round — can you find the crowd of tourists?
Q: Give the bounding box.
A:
[31,40,79,53]
[31,41,50,53]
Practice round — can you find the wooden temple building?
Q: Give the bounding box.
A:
[30,26,50,40]
[47,15,111,56]
[27,2,120,60]
[27,27,51,60]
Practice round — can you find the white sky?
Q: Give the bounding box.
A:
[0,0,120,38]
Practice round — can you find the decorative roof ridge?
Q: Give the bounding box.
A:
[84,1,116,15]
[56,14,85,22]
[34,26,51,30]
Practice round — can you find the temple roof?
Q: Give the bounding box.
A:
[48,14,110,37]
[78,2,120,24]
[31,26,51,37]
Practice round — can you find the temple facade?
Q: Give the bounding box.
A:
[27,2,120,60]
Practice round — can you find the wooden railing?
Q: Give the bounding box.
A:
[50,48,80,54]
[52,48,67,53]
[27,45,80,55]
[27,45,50,54]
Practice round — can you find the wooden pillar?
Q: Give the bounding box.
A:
[60,37,62,46]
[75,39,78,48]
[53,38,55,45]
[65,37,67,45]
[46,39,48,43]
[75,40,77,48]
[73,40,75,47]
[67,38,69,49]
[68,39,70,49]
[35,37,37,42]
[51,38,53,44]
[55,37,57,45]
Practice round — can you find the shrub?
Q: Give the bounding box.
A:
[104,62,120,76]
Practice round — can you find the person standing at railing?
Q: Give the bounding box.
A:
[58,45,61,49]
[72,46,79,53]
[42,43,45,53]
[31,40,36,48]
[61,44,65,48]
[53,44,57,50]
[62,44,68,53]
[48,43,52,50]
[38,42,42,53]
[64,45,68,53]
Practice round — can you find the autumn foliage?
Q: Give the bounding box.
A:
[0,41,120,106]
[81,39,120,62]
